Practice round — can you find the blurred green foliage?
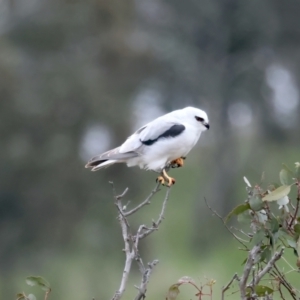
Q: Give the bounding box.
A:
[165,164,300,299]
[17,276,50,300]
[0,0,300,299]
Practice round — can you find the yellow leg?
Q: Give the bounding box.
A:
[156,169,176,186]
[171,157,185,168]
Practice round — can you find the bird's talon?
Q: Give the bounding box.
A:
[160,169,176,187]
[170,157,184,168]
[156,176,165,186]
[168,178,176,186]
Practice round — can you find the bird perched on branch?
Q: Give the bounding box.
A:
[85,106,209,186]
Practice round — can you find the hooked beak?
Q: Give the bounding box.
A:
[203,122,210,130]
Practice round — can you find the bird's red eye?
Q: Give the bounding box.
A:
[195,116,204,122]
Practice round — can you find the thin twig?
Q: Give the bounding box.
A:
[204,197,248,248]
[270,271,291,299]
[281,256,297,274]
[44,290,51,300]
[222,273,239,300]
[231,227,252,238]
[117,187,130,200]
[134,225,148,250]
[278,284,285,300]
[138,187,171,240]
[273,264,297,300]
[288,181,300,230]
[111,185,133,300]
[114,187,130,227]
[124,182,161,217]
[274,264,294,291]
[134,260,159,300]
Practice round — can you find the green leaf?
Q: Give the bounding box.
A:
[225,203,250,222]
[271,231,280,246]
[278,228,290,238]
[255,285,274,296]
[26,276,51,292]
[278,228,296,247]
[279,169,290,185]
[269,218,279,233]
[261,247,272,262]
[297,237,300,259]
[287,239,297,249]
[237,211,252,223]
[294,224,300,234]
[269,183,280,189]
[166,284,180,300]
[294,249,298,257]
[249,195,264,211]
[246,285,274,297]
[262,185,291,202]
[252,230,265,245]
[16,293,26,300]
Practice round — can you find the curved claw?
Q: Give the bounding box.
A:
[167,177,176,186]
[156,176,166,186]
[156,169,176,187]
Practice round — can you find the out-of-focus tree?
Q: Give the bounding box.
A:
[1,0,300,298]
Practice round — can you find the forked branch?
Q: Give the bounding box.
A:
[110,182,171,300]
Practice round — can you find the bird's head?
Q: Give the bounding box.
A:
[183,107,210,131]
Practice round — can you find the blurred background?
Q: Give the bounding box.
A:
[1,0,300,299]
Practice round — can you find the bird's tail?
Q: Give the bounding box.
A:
[88,159,118,171]
[85,147,138,171]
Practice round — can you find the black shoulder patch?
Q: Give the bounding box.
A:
[141,124,185,146]
[159,124,185,138]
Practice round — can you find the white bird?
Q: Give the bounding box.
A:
[85,106,209,186]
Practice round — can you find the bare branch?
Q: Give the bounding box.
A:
[222,273,239,300]
[111,186,133,300]
[114,186,130,227]
[110,182,171,300]
[288,181,300,230]
[272,264,297,300]
[134,260,159,300]
[278,284,285,300]
[124,182,161,217]
[252,248,284,286]
[44,290,51,300]
[117,187,130,200]
[137,187,171,240]
[239,244,261,300]
[204,197,248,249]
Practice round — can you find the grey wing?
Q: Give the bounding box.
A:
[119,118,186,152]
[139,122,185,145]
[85,147,138,168]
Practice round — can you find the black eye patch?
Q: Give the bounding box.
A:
[195,116,204,122]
